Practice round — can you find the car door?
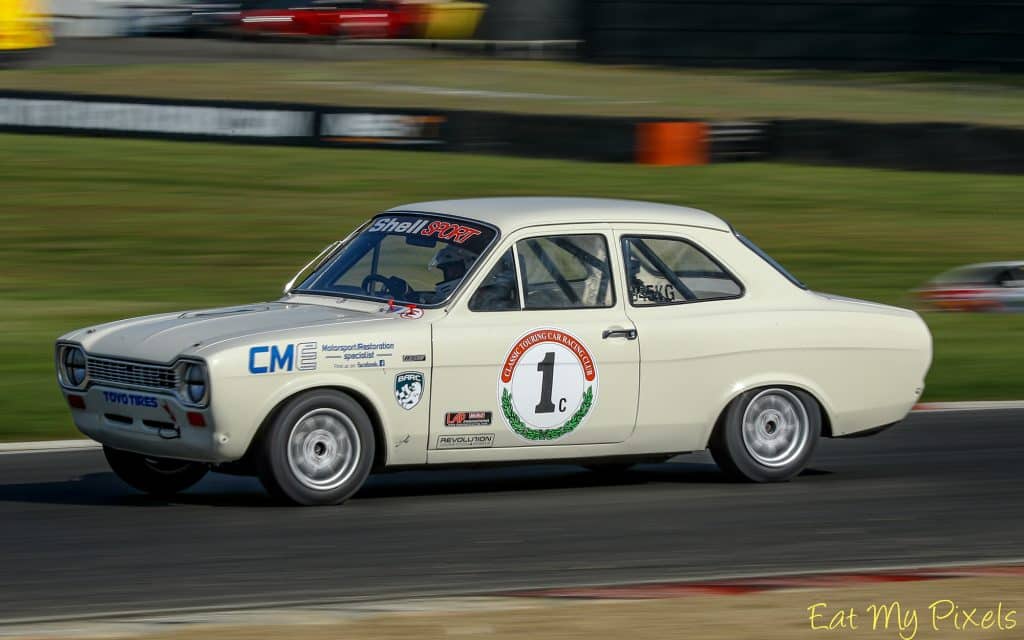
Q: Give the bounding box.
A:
[429,225,640,459]
[614,225,748,452]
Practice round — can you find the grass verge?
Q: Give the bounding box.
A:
[2,60,1024,125]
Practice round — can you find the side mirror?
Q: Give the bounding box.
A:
[283,240,342,295]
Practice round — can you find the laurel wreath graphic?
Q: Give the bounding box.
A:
[501,386,594,441]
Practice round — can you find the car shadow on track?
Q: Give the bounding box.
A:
[0,471,277,507]
[0,458,831,507]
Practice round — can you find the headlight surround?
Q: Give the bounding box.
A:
[175,360,210,407]
[57,344,88,389]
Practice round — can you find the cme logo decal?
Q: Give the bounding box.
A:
[497,328,598,442]
[249,342,317,374]
[394,371,425,410]
[103,391,159,408]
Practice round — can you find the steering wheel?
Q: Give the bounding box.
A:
[361,274,409,299]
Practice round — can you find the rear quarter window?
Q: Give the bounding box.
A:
[733,230,807,290]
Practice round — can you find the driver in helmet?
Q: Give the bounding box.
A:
[429,244,477,301]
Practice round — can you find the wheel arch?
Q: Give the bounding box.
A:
[243,384,388,472]
[703,380,835,449]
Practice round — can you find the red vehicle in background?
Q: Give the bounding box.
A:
[916,261,1024,312]
[238,0,424,39]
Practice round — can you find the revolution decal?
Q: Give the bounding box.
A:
[395,371,425,410]
[436,433,495,450]
[496,328,599,442]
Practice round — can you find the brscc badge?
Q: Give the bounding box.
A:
[497,328,599,442]
[394,371,424,410]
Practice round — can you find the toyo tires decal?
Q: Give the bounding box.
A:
[497,328,598,442]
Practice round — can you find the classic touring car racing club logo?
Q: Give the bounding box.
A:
[497,328,598,442]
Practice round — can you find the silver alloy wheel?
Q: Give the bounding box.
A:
[286,408,361,491]
[740,388,810,468]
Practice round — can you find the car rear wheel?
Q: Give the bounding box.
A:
[709,387,820,482]
[103,446,209,496]
[258,389,375,506]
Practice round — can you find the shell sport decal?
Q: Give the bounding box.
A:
[496,328,598,442]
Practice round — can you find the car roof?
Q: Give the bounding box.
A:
[384,197,731,233]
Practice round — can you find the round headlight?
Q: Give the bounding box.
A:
[183,363,207,404]
[62,346,87,387]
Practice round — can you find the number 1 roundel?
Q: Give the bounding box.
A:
[497,328,599,441]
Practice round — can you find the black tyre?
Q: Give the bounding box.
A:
[103,446,209,496]
[709,387,821,482]
[258,389,375,506]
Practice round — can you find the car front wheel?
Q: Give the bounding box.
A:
[709,387,820,482]
[258,389,375,506]
[103,446,209,496]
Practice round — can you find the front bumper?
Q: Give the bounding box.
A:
[62,385,231,463]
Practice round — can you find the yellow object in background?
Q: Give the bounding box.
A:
[0,0,53,52]
[421,1,485,40]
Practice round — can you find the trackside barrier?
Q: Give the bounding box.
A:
[635,121,708,166]
[1,91,1022,174]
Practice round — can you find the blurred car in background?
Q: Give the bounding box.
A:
[237,0,422,39]
[121,1,239,36]
[0,0,52,58]
[236,0,483,40]
[916,261,1024,312]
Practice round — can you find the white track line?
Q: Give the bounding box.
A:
[912,400,1024,412]
[0,439,100,455]
[1,400,1020,455]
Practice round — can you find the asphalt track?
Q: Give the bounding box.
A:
[1,409,1022,622]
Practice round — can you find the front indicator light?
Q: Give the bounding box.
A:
[186,412,206,427]
[67,395,86,410]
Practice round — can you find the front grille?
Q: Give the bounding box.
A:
[88,357,178,390]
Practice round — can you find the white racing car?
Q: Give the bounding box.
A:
[55,198,932,505]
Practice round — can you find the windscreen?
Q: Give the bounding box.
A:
[296,214,497,306]
[933,266,1001,286]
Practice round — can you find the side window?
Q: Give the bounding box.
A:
[1011,267,1024,286]
[469,249,520,311]
[996,267,1024,287]
[622,236,742,306]
[517,234,614,309]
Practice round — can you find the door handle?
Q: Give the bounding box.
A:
[602,328,638,340]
